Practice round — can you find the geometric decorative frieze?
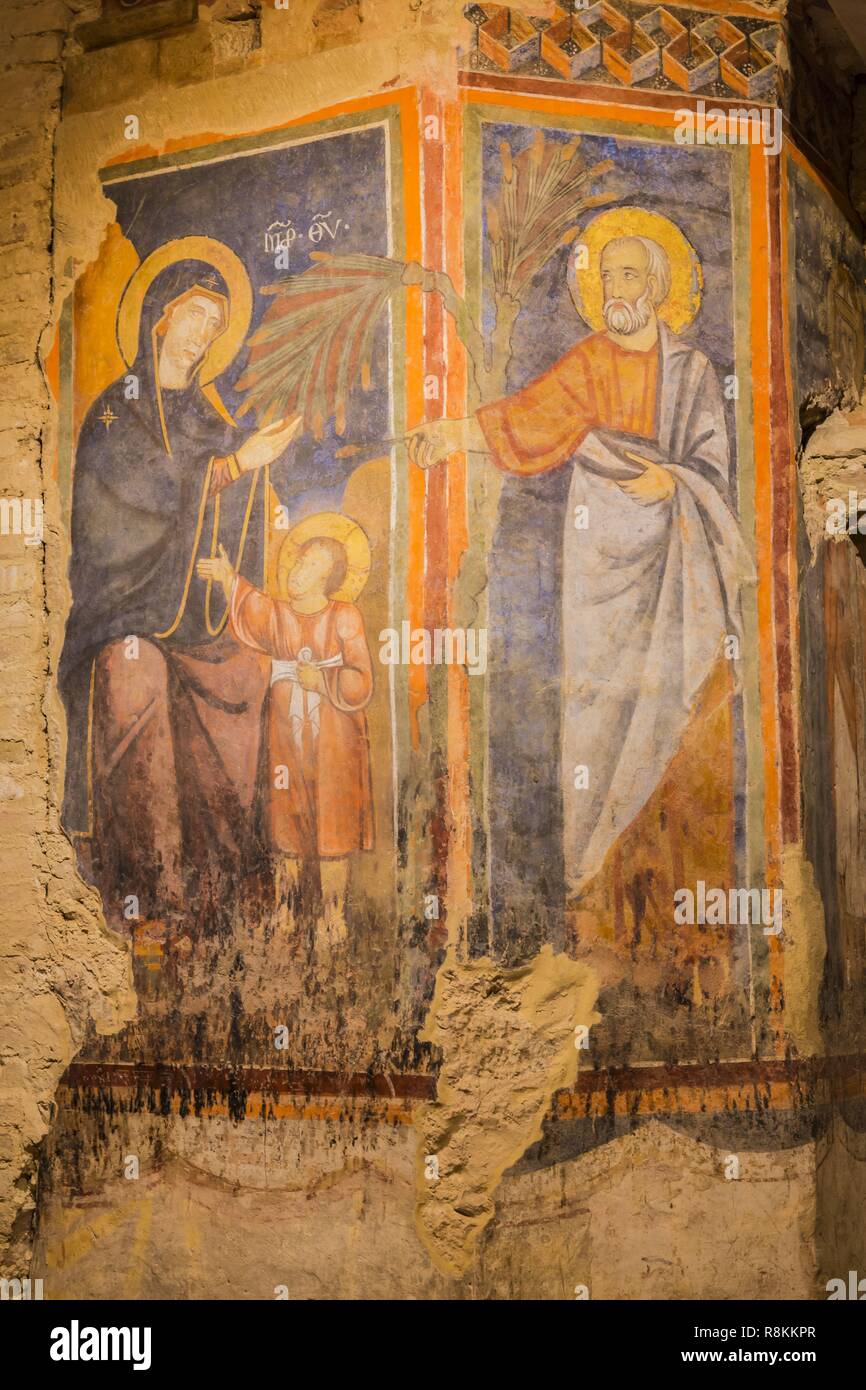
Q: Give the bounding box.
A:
[462,2,782,104]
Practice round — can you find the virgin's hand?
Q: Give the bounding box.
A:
[198,556,232,583]
[237,414,302,471]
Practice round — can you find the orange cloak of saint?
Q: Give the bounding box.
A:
[478,331,660,470]
[230,577,374,859]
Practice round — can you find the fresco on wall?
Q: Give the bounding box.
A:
[242,118,763,1071]
[455,112,761,1062]
[37,35,825,1293]
[57,82,781,1105]
[57,105,445,1074]
[474,126,747,928]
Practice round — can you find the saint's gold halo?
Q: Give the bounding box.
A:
[276,512,372,604]
[116,235,253,385]
[568,207,703,334]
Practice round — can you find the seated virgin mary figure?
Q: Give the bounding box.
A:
[58,255,300,936]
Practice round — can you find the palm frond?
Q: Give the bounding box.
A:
[489,135,615,301]
[236,252,406,437]
[235,144,618,432]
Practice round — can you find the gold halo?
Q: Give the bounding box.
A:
[116,235,252,385]
[276,512,372,603]
[568,207,703,334]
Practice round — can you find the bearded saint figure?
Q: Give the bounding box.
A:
[58,241,300,934]
[408,212,754,995]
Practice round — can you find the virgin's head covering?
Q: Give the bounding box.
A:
[127,261,232,454]
[137,260,230,367]
[116,237,252,388]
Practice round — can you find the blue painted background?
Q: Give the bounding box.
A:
[105,122,393,529]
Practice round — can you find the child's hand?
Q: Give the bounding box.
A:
[196,543,235,592]
[297,661,325,694]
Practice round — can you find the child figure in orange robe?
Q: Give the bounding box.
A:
[197,536,374,943]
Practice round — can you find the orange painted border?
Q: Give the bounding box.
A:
[103,88,421,168]
[779,151,801,845]
[463,84,681,132]
[747,147,786,1053]
[748,146,781,877]
[442,97,472,936]
[774,152,801,846]
[419,89,449,898]
[400,91,427,742]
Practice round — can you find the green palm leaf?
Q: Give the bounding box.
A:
[236,253,406,437]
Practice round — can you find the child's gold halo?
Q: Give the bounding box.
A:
[275,512,371,603]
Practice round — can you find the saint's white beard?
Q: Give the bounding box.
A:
[603,289,653,335]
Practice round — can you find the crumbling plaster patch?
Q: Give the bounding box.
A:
[416,945,601,1277]
[800,392,866,558]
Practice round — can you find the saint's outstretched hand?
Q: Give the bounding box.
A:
[405,416,487,469]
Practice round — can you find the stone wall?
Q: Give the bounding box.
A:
[0,0,134,1281]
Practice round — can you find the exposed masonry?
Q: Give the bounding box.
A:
[800,390,866,560]
[416,945,601,1276]
[0,0,134,1280]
